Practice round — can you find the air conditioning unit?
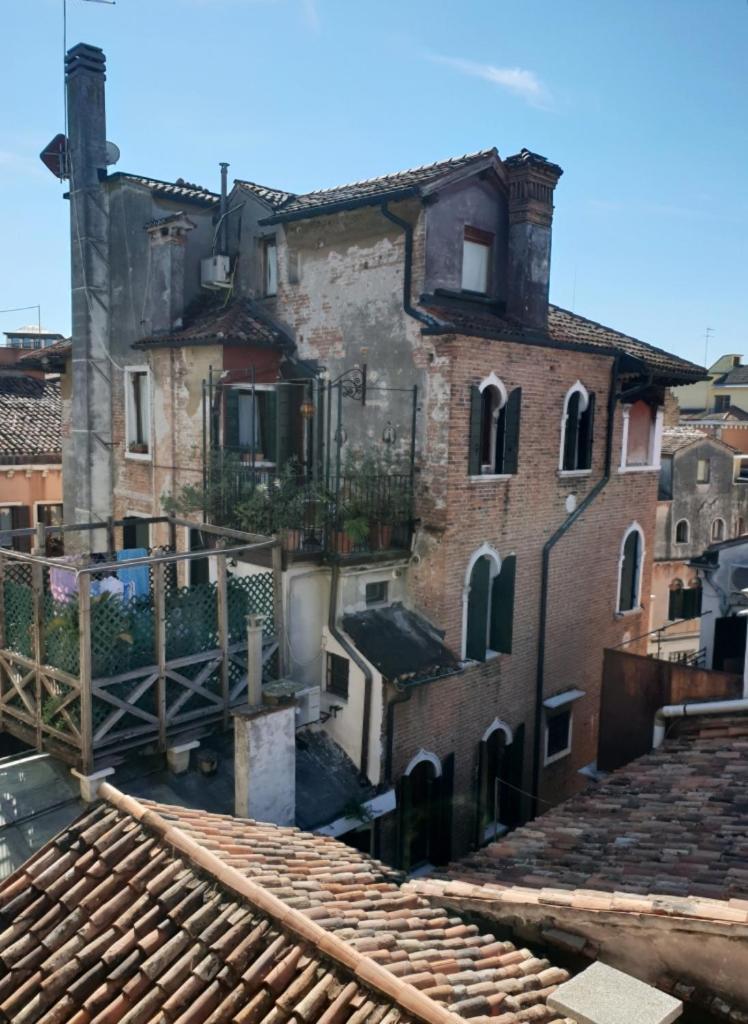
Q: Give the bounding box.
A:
[201,254,231,290]
[295,685,321,727]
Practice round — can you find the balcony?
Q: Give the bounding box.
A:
[0,516,280,773]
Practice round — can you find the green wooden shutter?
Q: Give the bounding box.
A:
[501,723,525,829]
[490,554,516,654]
[476,739,488,847]
[397,772,413,872]
[224,388,240,450]
[562,391,580,470]
[431,753,454,866]
[466,557,490,661]
[275,385,292,468]
[579,392,596,470]
[468,385,482,475]
[503,387,522,475]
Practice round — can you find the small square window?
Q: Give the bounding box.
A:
[545,708,572,764]
[697,458,710,484]
[326,652,349,700]
[365,580,388,606]
[715,395,731,412]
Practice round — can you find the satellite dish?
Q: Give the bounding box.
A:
[105,141,121,166]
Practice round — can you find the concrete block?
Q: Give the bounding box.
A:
[234,704,295,825]
[70,766,115,803]
[166,740,200,775]
[547,962,682,1024]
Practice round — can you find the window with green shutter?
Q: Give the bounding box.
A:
[561,384,595,471]
[490,554,516,654]
[468,378,521,476]
[465,549,516,660]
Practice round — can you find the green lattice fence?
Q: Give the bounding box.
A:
[43,593,80,675]
[165,582,218,660]
[91,594,156,678]
[3,564,33,659]
[227,572,275,642]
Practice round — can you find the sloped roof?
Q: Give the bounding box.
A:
[0,375,61,459]
[449,715,748,904]
[660,426,710,456]
[18,338,71,370]
[110,171,220,206]
[683,406,748,423]
[136,297,294,350]
[715,366,748,387]
[0,787,575,1024]
[240,150,500,223]
[342,604,459,685]
[547,306,705,383]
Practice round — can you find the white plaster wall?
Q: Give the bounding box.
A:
[285,566,329,687]
[338,562,408,615]
[235,707,295,826]
[321,627,384,786]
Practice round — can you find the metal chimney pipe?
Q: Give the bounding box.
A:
[219,162,229,253]
[246,614,264,707]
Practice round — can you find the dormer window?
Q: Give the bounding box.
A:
[461,226,492,294]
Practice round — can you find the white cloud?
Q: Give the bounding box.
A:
[429,54,551,110]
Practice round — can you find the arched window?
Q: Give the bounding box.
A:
[623,400,657,467]
[560,382,595,472]
[712,517,726,542]
[618,524,644,613]
[674,519,689,544]
[476,719,525,844]
[668,578,684,620]
[463,546,517,661]
[683,578,702,619]
[468,375,522,476]
[737,517,745,537]
[398,750,453,871]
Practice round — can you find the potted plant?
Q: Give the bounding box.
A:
[128,441,148,455]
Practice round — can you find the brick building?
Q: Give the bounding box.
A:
[58,42,703,868]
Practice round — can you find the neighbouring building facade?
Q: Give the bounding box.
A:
[648,427,748,663]
[55,41,703,868]
[674,352,748,453]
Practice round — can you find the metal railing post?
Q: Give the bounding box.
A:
[78,573,93,774]
[154,561,167,750]
[271,542,285,677]
[216,552,229,726]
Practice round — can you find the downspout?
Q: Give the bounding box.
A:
[328,563,372,778]
[652,698,748,749]
[531,354,620,815]
[379,203,436,327]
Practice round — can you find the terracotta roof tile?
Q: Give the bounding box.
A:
[0,374,61,460]
[0,790,573,1024]
[136,297,293,350]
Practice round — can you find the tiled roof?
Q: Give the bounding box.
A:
[0,375,61,459]
[136,298,294,349]
[0,786,576,1024]
[449,715,748,903]
[683,406,748,423]
[547,306,705,383]
[660,427,709,456]
[18,338,71,369]
[246,150,498,222]
[716,366,748,386]
[111,172,220,206]
[342,604,459,685]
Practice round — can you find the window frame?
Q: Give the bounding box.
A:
[365,580,389,606]
[617,522,645,615]
[559,381,595,475]
[697,458,711,484]
[461,226,493,295]
[224,383,279,465]
[263,236,278,297]
[462,545,516,661]
[544,707,573,765]
[711,517,726,542]
[326,651,350,700]
[468,374,522,480]
[618,401,664,473]
[674,519,690,545]
[124,365,152,461]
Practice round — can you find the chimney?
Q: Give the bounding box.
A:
[144,213,196,334]
[65,42,113,537]
[504,149,563,331]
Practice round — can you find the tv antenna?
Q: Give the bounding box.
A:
[704,326,714,369]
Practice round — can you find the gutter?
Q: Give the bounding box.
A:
[328,563,373,778]
[258,185,421,226]
[652,698,748,749]
[531,354,620,815]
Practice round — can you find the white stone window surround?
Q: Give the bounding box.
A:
[618,403,664,473]
[616,521,646,616]
[473,372,509,478]
[404,748,442,778]
[558,380,591,475]
[542,689,585,766]
[124,364,152,462]
[461,542,502,661]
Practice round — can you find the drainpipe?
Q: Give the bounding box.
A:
[219,162,229,253]
[328,563,373,778]
[652,698,748,749]
[531,354,620,815]
[379,203,436,327]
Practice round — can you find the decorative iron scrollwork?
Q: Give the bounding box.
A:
[331,366,366,402]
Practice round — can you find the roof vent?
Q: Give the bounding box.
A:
[548,963,682,1024]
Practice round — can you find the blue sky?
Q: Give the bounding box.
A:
[1,0,746,367]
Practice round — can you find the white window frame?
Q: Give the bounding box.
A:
[404,748,442,778]
[481,718,514,841]
[263,236,278,297]
[674,518,690,545]
[618,403,664,473]
[542,689,584,766]
[558,380,592,477]
[461,234,491,294]
[228,383,278,466]
[461,543,502,661]
[616,521,645,615]
[471,373,511,481]
[124,365,152,461]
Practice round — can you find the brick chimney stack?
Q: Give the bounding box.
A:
[505,149,563,331]
[65,43,112,536]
